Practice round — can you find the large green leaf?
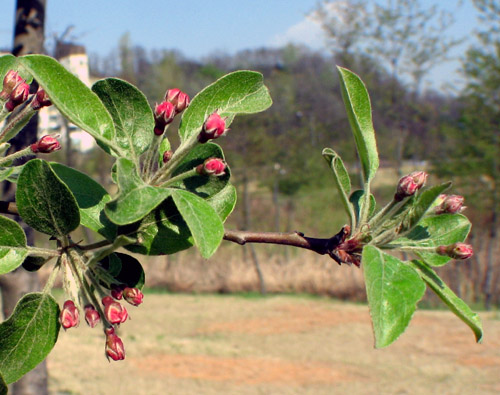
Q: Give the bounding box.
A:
[16,159,80,236]
[98,252,145,290]
[50,163,117,239]
[0,55,32,84]
[171,189,224,259]
[394,214,471,266]
[105,158,171,225]
[206,183,237,222]
[178,71,272,143]
[362,245,426,348]
[170,142,230,197]
[322,148,355,227]
[0,293,60,384]
[337,67,379,183]
[0,215,28,275]
[411,260,482,342]
[19,55,117,153]
[92,78,154,161]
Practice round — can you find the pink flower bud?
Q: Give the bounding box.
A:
[437,242,473,260]
[111,286,124,300]
[162,150,173,164]
[154,101,176,135]
[59,300,79,330]
[30,135,61,154]
[1,70,24,100]
[197,157,226,176]
[84,304,101,328]
[102,296,128,324]
[123,287,144,306]
[105,328,125,361]
[5,81,30,112]
[31,89,52,110]
[435,194,465,215]
[394,171,428,201]
[165,88,190,113]
[198,112,229,143]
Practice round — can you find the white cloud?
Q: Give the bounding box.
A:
[268,16,326,51]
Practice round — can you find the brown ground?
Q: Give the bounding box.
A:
[48,294,500,395]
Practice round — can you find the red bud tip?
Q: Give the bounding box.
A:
[198,112,228,143]
[103,297,129,324]
[165,88,190,113]
[123,287,144,306]
[59,300,79,330]
[105,331,125,361]
[30,135,61,154]
[1,70,24,100]
[162,150,173,164]
[435,194,465,214]
[5,81,30,112]
[395,171,428,201]
[437,242,473,260]
[84,304,101,328]
[111,286,124,300]
[31,89,52,110]
[197,157,226,176]
[154,101,176,135]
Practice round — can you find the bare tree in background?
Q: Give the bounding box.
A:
[0,1,48,394]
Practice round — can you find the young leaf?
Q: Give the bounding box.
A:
[98,252,145,290]
[0,215,29,275]
[105,158,171,225]
[92,78,154,161]
[122,197,193,256]
[322,148,355,227]
[206,183,237,222]
[350,190,376,223]
[171,189,224,259]
[170,142,230,198]
[0,293,60,384]
[19,55,117,153]
[178,71,272,143]
[393,214,471,266]
[50,163,117,239]
[362,245,426,348]
[16,159,80,237]
[337,66,379,183]
[411,260,482,343]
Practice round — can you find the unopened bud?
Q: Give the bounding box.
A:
[30,135,61,154]
[435,194,465,215]
[84,304,101,328]
[111,286,124,300]
[165,88,190,113]
[31,89,52,110]
[198,112,228,143]
[105,327,125,361]
[59,300,79,330]
[154,101,176,135]
[162,150,173,164]
[102,296,128,324]
[196,157,226,176]
[437,242,473,260]
[123,287,144,306]
[395,171,428,201]
[1,70,24,100]
[5,81,30,112]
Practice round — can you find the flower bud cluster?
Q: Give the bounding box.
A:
[154,88,190,135]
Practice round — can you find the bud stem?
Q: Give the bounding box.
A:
[0,100,36,144]
[156,168,198,187]
[0,146,32,167]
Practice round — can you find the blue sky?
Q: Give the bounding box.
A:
[0,1,479,90]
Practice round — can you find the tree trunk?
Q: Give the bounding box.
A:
[0,1,49,394]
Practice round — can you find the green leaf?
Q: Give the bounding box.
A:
[16,159,80,236]
[0,215,29,275]
[337,67,379,183]
[122,197,193,256]
[394,214,471,266]
[350,190,376,223]
[0,55,32,83]
[105,158,171,225]
[206,183,237,221]
[411,260,482,343]
[19,55,117,152]
[322,148,355,227]
[171,142,230,198]
[50,163,117,239]
[0,293,60,384]
[92,78,154,161]
[179,71,272,143]
[171,189,224,258]
[98,252,145,290]
[362,245,426,348]
[398,183,451,234]
[0,167,14,183]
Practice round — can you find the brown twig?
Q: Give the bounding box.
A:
[223,227,349,264]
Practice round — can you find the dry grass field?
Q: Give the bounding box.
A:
[48,293,500,395]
